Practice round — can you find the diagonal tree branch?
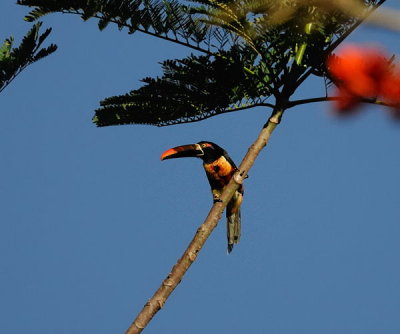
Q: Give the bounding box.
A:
[126,107,284,334]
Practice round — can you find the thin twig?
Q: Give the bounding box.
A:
[288,96,396,108]
[125,107,284,334]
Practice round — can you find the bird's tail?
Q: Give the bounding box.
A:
[227,207,241,253]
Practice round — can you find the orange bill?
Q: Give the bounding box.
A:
[160,144,204,161]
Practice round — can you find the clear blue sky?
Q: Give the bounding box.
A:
[1,2,400,334]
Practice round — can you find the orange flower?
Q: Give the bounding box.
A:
[334,87,360,112]
[327,44,400,115]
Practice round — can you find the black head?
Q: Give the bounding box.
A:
[196,141,226,164]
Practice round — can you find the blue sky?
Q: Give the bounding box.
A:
[1,2,400,334]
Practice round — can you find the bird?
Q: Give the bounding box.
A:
[160,141,243,253]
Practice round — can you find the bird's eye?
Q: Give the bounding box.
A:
[201,143,208,148]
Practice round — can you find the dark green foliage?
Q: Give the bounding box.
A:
[17,0,237,52]
[0,22,57,93]
[17,0,385,126]
[94,45,271,126]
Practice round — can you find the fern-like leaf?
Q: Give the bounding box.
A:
[17,0,238,53]
[0,22,57,93]
[94,45,273,126]
[16,0,385,125]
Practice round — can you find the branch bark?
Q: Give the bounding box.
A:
[126,108,284,334]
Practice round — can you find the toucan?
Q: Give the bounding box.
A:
[160,141,243,253]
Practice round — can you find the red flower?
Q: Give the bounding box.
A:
[334,87,360,112]
[327,44,400,115]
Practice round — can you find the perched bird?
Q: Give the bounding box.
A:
[160,141,243,253]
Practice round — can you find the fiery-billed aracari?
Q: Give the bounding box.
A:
[160,141,243,253]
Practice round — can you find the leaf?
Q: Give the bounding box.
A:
[0,22,57,93]
[0,37,13,61]
[93,45,273,126]
[16,0,386,124]
[16,0,239,52]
